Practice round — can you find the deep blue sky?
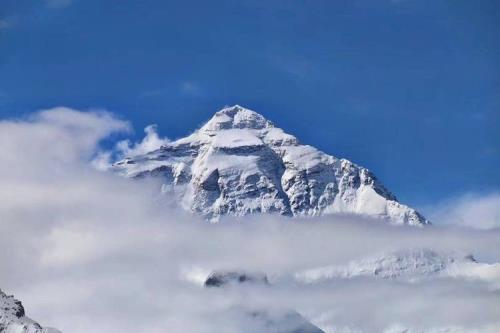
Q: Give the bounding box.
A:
[0,0,499,207]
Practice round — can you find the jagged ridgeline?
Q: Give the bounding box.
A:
[113,105,428,226]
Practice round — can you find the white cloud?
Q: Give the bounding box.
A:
[0,108,499,333]
[426,192,500,229]
[115,124,169,158]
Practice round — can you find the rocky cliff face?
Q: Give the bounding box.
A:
[0,290,60,333]
[113,105,428,226]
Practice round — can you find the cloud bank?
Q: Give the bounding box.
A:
[426,192,500,230]
[0,108,499,333]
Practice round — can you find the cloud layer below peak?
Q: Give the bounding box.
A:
[0,108,499,333]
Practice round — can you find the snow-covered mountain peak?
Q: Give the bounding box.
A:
[113,105,429,225]
[200,105,274,132]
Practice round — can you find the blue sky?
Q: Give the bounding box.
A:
[0,0,498,207]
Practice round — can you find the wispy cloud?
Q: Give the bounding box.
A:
[426,192,500,230]
[0,91,9,106]
[0,19,11,30]
[46,0,74,9]
[114,124,170,159]
[267,51,317,79]
[138,87,168,99]
[180,81,202,96]
[139,81,203,100]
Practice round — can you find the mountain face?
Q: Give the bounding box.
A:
[0,289,60,333]
[113,105,428,226]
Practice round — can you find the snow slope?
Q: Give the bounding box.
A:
[291,249,496,285]
[114,105,428,225]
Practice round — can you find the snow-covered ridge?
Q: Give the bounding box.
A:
[186,249,500,290]
[0,289,60,333]
[113,105,429,225]
[292,249,486,284]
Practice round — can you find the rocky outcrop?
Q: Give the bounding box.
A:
[0,289,60,333]
[204,271,269,288]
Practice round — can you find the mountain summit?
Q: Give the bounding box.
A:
[113,105,429,225]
